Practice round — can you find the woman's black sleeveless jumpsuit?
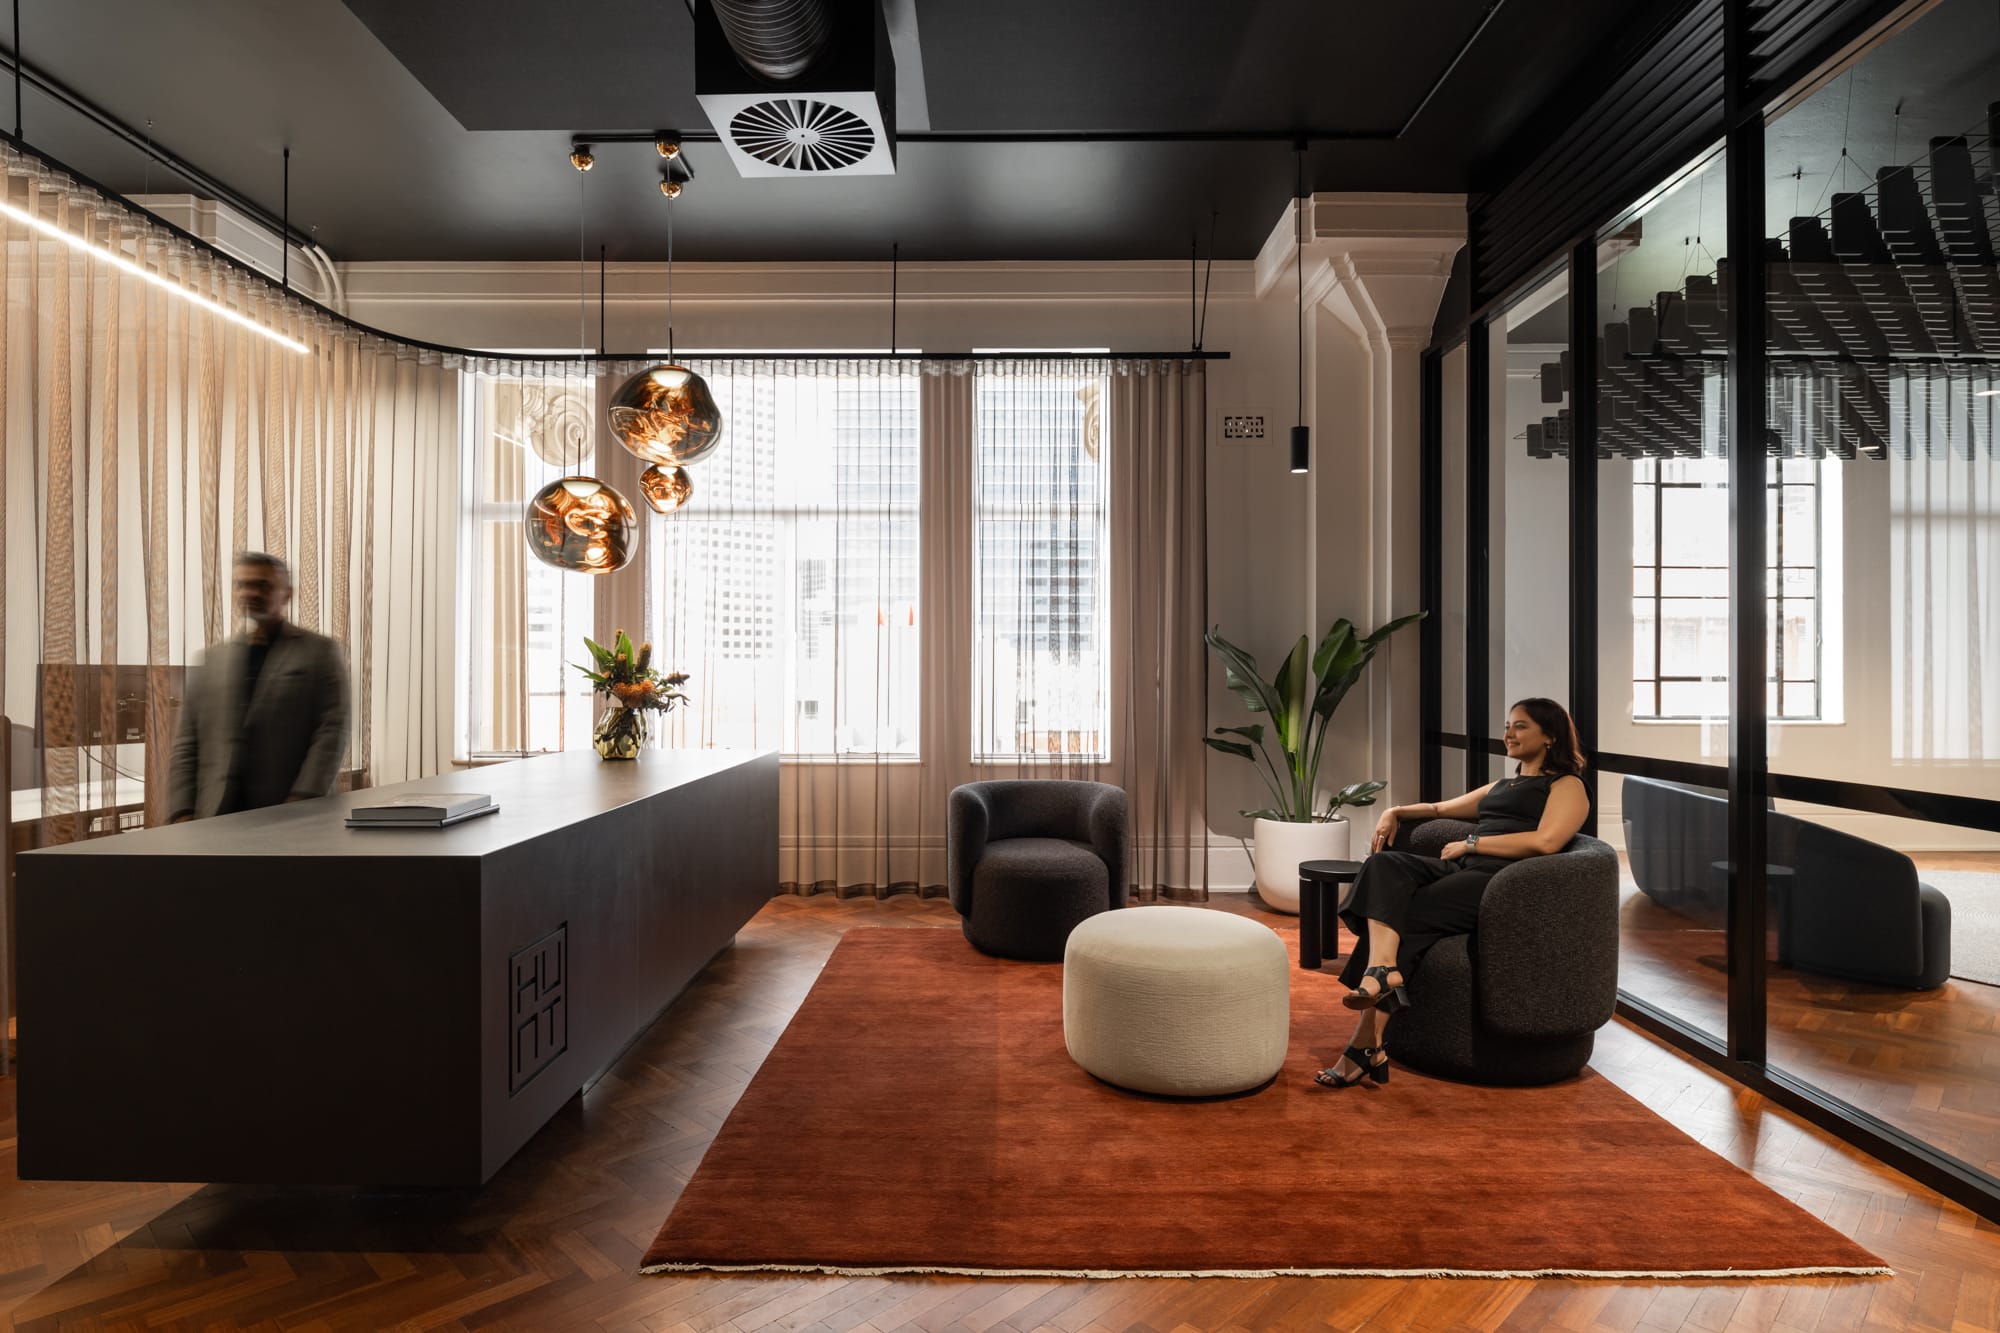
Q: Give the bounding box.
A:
[1336,773,1561,990]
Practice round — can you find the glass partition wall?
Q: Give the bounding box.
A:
[1596,151,1736,1042]
[1489,271,1571,785]
[1430,340,1469,788]
[1424,0,2000,1220]
[1760,0,2000,1179]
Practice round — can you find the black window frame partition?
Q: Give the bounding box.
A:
[1424,0,2000,1224]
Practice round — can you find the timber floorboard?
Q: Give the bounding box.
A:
[1617,853,2000,1178]
[4,889,2000,1332]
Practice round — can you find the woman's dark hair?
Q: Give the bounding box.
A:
[1509,697,1587,778]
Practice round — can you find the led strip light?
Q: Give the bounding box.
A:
[0,196,311,354]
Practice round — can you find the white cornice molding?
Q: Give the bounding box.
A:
[340,259,1262,306]
[1254,193,1467,299]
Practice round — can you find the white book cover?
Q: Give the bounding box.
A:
[348,793,493,821]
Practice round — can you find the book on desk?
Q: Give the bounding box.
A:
[345,793,497,828]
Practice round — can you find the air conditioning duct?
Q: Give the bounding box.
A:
[695,0,897,176]
[708,0,832,81]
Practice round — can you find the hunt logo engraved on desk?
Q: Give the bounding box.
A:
[510,925,568,1095]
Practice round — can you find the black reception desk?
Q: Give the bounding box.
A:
[17,747,778,1186]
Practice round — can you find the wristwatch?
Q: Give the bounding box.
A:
[1465,832,1481,855]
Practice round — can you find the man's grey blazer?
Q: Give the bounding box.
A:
[167,624,351,820]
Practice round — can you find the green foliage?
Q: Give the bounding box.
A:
[1202,613,1425,823]
[574,628,691,713]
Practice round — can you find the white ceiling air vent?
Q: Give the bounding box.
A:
[728,98,877,173]
[696,0,897,177]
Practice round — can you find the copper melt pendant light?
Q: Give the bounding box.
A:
[526,142,639,573]
[1291,142,1310,475]
[524,476,638,572]
[609,166,724,501]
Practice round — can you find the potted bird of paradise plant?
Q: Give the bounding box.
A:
[1204,612,1424,911]
[574,629,689,760]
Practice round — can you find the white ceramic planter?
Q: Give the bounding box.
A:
[1251,816,1352,914]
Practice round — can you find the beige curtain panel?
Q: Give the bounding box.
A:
[0,145,471,850]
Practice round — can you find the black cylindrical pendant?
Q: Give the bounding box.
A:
[1290,424,1310,474]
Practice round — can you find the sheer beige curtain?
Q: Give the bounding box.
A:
[455,362,607,759]
[646,358,929,892]
[645,355,1207,900]
[963,357,1209,900]
[0,143,464,827]
[1108,359,1209,899]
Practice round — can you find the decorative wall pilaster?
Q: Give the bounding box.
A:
[1257,195,1464,813]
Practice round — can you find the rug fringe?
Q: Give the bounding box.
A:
[638,1260,1894,1281]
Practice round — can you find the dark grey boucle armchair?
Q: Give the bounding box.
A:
[1380,817,1620,1085]
[949,780,1129,961]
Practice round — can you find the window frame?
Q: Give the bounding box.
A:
[1629,455,1829,722]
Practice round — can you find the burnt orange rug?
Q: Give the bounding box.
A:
[642,927,1889,1280]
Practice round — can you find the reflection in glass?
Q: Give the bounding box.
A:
[1594,149,1731,1038]
[1491,270,1571,727]
[1761,0,2000,1179]
[1612,772,1733,1037]
[1440,342,1468,735]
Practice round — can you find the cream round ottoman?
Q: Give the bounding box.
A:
[1062,905,1290,1096]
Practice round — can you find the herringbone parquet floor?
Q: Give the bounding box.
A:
[4,890,2000,1333]
[1616,855,2000,1179]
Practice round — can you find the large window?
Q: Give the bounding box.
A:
[972,365,1111,762]
[648,363,922,758]
[1630,456,1836,720]
[465,359,1121,767]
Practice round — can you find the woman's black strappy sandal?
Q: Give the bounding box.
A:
[1341,965,1411,1015]
[1314,1044,1389,1088]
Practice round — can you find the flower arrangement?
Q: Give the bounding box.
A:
[574,630,688,760]
[574,629,690,712]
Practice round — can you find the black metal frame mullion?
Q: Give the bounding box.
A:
[1420,347,1444,805]
[1464,320,1492,793]
[1567,238,1599,836]
[1723,0,1768,1068]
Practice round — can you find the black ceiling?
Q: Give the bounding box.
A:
[15,0,1662,262]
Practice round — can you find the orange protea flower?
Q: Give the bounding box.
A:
[611,681,654,707]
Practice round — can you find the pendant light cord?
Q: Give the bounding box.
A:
[666,195,676,362]
[1296,144,1305,428]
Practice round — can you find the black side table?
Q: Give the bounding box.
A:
[1297,859,1364,970]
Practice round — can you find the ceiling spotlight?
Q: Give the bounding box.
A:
[656,136,682,160]
[659,177,684,199]
[570,146,595,172]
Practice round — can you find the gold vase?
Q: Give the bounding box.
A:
[593,703,648,760]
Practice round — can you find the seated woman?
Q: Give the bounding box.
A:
[1314,696,1589,1089]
